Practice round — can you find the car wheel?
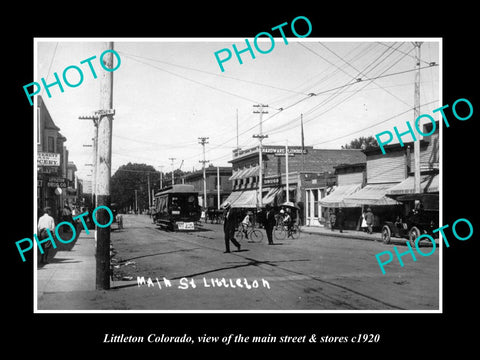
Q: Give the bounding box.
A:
[409,226,420,247]
[382,225,392,244]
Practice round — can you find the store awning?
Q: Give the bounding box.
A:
[262,187,282,206]
[229,168,247,181]
[319,183,363,208]
[386,174,439,196]
[228,166,259,181]
[231,190,260,208]
[343,183,400,206]
[220,191,243,208]
[243,165,259,178]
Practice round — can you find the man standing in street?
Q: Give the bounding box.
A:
[223,202,241,253]
[264,204,276,245]
[37,207,55,264]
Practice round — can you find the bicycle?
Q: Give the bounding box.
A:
[235,224,264,243]
[274,223,300,240]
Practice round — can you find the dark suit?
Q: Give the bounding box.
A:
[264,209,276,244]
[223,208,240,252]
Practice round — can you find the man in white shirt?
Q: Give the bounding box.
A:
[37,207,55,264]
[241,212,251,240]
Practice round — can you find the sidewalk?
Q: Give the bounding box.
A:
[36,228,96,300]
[299,225,381,241]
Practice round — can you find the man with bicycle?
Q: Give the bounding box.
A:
[241,211,252,240]
[283,208,293,238]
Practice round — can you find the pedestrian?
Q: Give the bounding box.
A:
[329,209,336,231]
[61,203,73,233]
[37,207,55,264]
[264,204,276,245]
[336,208,345,233]
[364,207,374,234]
[283,208,293,237]
[360,208,368,232]
[222,202,241,253]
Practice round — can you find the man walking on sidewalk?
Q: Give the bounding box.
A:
[38,207,55,264]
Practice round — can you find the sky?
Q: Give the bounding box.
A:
[35,38,440,181]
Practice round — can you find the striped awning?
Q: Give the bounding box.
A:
[343,183,400,206]
[231,190,260,208]
[319,183,363,208]
[262,187,283,206]
[229,166,259,181]
[386,174,439,196]
[220,191,243,208]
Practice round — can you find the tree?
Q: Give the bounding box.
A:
[111,162,193,212]
[341,136,378,150]
[111,163,158,212]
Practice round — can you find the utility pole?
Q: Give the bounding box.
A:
[169,158,176,185]
[285,140,290,203]
[198,137,209,209]
[217,166,221,210]
[147,172,151,209]
[158,165,164,190]
[300,113,305,173]
[134,189,138,212]
[95,41,115,290]
[253,104,268,209]
[236,109,240,155]
[413,42,422,195]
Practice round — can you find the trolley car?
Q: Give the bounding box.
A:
[153,185,201,231]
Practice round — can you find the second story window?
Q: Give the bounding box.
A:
[47,136,55,153]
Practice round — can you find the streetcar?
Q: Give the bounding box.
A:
[152,184,202,231]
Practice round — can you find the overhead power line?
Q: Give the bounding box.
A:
[121,53,264,104]
[118,50,311,97]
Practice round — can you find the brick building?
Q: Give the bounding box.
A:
[224,144,366,225]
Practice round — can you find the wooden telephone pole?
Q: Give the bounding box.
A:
[198,137,209,209]
[95,42,115,290]
[413,42,422,195]
[253,104,268,208]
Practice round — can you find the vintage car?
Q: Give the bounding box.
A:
[381,194,439,246]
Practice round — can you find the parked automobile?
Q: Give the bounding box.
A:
[381,194,439,246]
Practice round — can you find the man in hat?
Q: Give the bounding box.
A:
[264,204,276,245]
[364,207,374,234]
[37,207,55,264]
[222,202,241,253]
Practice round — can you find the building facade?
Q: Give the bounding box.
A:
[341,121,440,230]
[181,165,232,209]
[225,144,366,226]
[37,96,76,221]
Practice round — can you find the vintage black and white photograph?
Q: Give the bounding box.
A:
[33,38,441,312]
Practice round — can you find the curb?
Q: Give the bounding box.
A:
[299,228,379,242]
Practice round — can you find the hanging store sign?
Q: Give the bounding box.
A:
[47,177,67,188]
[263,176,281,186]
[38,166,59,174]
[37,152,60,166]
